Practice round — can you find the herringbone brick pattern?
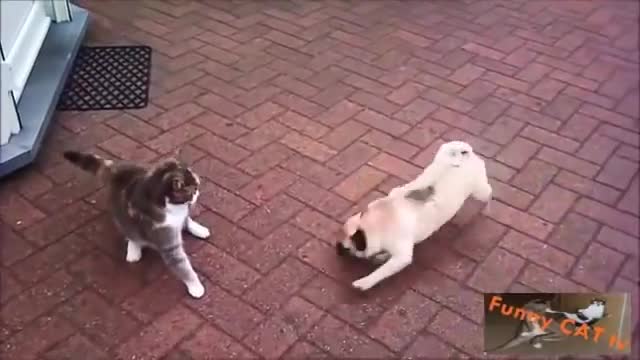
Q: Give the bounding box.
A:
[1,0,639,358]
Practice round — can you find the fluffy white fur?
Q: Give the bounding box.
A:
[338,141,492,291]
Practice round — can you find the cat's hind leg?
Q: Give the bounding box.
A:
[126,240,143,263]
[160,244,205,298]
[185,217,211,239]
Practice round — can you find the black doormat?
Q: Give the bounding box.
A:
[57,45,152,111]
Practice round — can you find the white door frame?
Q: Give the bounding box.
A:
[0,0,71,146]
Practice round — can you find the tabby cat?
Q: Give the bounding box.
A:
[63,151,210,298]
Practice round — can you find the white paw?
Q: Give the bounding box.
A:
[186,280,205,298]
[187,221,211,239]
[352,278,375,291]
[126,242,142,263]
[533,343,542,349]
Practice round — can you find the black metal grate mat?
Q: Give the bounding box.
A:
[57,45,152,111]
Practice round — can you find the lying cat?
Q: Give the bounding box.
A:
[63,151,210,298]
[486,299,570,353]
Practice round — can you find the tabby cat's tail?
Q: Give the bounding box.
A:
[63,151,113,181]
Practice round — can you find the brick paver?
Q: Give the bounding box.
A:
[1,0,638,358]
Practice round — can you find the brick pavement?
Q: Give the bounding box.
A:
[1,0,639,358]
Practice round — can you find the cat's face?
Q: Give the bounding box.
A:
[153,160,200,206]
[590,298,606,307]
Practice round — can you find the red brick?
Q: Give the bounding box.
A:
[618,176,639,215]
[23,202,100,247]
[415,239,477,281]
[553,170,620,205]
[282,154,344,189]
[282,341,330,358]
[490,179,535,210]
[191,242,260,296]
[306,315,393,358]
[280,132,337,162]
[0,193,45,230]
[576,133,620,165]
[117,305,201,359]
[495,137,541,169]
[599,124,640,148]
[571,242,626,291]
[449,63,486,86]
[238,142,293,176]
[1,270,80,331]
[240,223,310,274]
[192,132,251,164]
[239,193,305,237]
[433,108,486,135]
[368,290,440,351]
[467,247,526,293]
[579,103,638,131]
[424,89,475,113]
[239,167,298,204]
[597,156,638,190]
[481,115,525,145]
[483,200,553,240]
[560,112,600,142]
[1,315,75,360]
[235,121,288,151]
[543,93,582,121]
[98,135,158,163]
[510,159,558,194]
[106,114,162,141]
[1,223,34,267]
[547,212,599,255]
[154,103,206,130]
[237,101,286,129]
[515,62,552,83]
[530,184,579,222]
[179,324,256,359]
[621,257,639,282]
[493,87,547,111]
[403,334,464,359]
[576,197,639,237]
[413,270,484,324]
[428,309,484,356]
[334,165,388,202]
[198,181,255,221]
[272,75,318,98]
[506,104,562,131]
[147,123,206,154]
[536,147,600,178]
[287,179,351,217]
[315,99,363,127]
[597,226,639,257]
[393,98,438,125]
[293,208,341,244]
[320,120,369,150]
[459,79,498,102]
[355,109,411,136]
[11,234,91,285]
[60,290,140,347]
[386,82,425,106]
[519,263,589,292]
[522,125,581,153]
[245,297,324,358]
[327,142,379,173]
[502,230,576,275]
[453,217,508,260]
[530,78,567,101]
[369,152,421,181]
[42,334,109,360]
[313,82,357,108]
[277,111,330,139]
[363,131,420,160]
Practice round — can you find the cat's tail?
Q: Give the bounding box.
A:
[63,151,113,181]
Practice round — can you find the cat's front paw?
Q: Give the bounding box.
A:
[352,277,375,291]
[187,220,211,239]
[532,343,542,349]
[126,241,142,263]
[186,280,205,298]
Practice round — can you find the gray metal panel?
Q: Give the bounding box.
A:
[0,4,89,179]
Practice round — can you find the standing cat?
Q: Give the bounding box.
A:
[63,150,210,298]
